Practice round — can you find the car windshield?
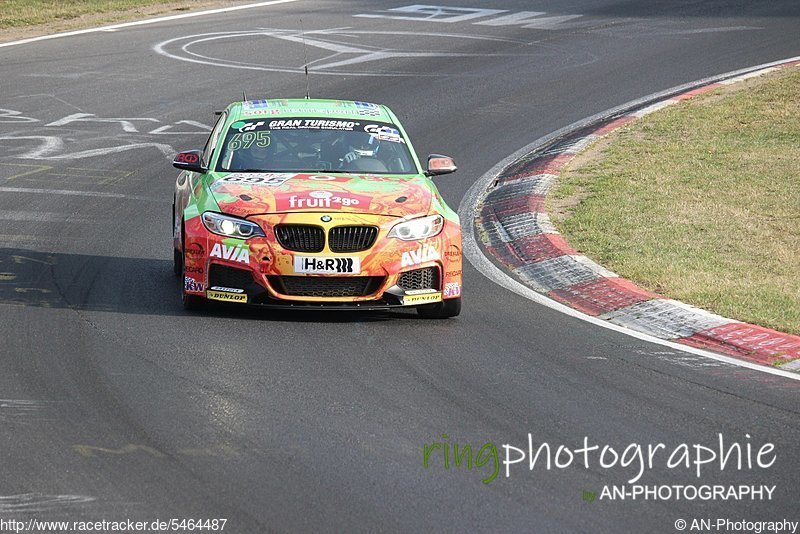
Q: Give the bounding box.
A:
[215,117,418,174]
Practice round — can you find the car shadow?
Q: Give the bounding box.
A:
[0,247,414,323]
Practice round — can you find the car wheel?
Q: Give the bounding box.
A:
[417,297,461,319]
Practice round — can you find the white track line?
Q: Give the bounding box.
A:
[0,0,298,49]
[458,56,800,382]
[0,187,166,202]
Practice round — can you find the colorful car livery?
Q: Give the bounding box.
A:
[172,99,462,318]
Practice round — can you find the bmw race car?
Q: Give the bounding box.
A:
[172,99,462,318]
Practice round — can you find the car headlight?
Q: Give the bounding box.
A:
[388,215,444,241]
[202,212,265,239]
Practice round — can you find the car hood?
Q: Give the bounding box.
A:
[208,172,433,218]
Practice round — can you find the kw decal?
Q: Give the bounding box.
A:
[443,282,462,298]
[184,277,204,292]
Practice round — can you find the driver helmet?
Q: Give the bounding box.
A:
[348,132,379,157]
[247,140,273,163]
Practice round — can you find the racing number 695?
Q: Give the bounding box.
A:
[227,131,270,151]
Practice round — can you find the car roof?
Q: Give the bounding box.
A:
[230,99,394,122]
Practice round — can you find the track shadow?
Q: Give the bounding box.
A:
[0,248,412,323]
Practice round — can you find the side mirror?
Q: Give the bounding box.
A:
[172,150,206,173]
[425,154,457,177]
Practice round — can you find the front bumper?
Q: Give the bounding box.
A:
[182,212,463,307]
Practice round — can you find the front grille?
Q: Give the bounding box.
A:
[398,267,440,291]
[329,226,378,253]
[209,264,254,288]
[268,276,385,297]
[276,225,325,252]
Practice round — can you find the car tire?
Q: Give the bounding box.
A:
[417,297,461,319]
[180,238,204,311]
[181,270,205,310]
[173,247,182,277]
[182,288,204,311]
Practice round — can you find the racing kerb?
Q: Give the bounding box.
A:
[473,58,800,373]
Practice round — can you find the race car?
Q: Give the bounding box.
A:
[172,99,462,318]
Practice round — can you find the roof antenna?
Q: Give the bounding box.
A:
[243,90,247,102]
[300,18,310,99]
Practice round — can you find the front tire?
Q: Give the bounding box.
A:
[172,199,181,276]
[180,235,204,311]
[173,247,182,277]
[417,297,461,319]
[182,288,204,311]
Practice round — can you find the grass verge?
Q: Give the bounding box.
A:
[549,67,800,335]
[0,0,239,41]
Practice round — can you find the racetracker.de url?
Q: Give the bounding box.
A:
[0,518,227,533]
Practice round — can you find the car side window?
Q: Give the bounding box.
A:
[201,112,227,169]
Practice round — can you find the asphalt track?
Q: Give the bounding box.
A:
[0,1,799,531]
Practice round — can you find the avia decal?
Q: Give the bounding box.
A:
[275,190,372,211]
[401,244,440,267]
[210,243,250,264]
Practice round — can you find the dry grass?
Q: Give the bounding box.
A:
[549,67,800,334]
[0,0,241,41]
